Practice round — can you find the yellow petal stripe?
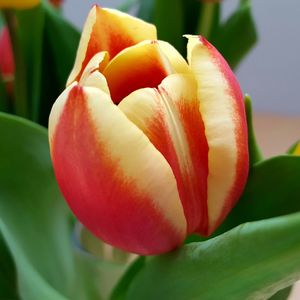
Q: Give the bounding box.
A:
[119,74,209,234]
[49,84,187,254]
[187,35,248,233]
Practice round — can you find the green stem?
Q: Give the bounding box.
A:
[197,2,216,38]
[3,9,29,118]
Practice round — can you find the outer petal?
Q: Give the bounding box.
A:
[186,35,249,234]
[67,5,157,85]
[103,40,173,104]
[119,74,209,234]
[157,41,191,74]
[49,83,186,255]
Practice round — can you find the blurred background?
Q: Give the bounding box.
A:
[63,0,300,157]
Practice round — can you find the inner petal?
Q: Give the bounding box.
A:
[67,5,157,85]
[103,41,173,104]
[119,74,209,234]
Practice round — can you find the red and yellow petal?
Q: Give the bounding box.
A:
[158,41,191,74]
[119,74,209,234]
[79,52,110,94]
[186,35,249,234]
[49,84,186,255]
[67,5,157,86]
[103,40,173,104]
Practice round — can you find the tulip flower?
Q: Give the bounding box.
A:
[49,6,249,255]
[49,0,62,8]
[292,142,300,156]
[0,0,39,8]
[0,26,14,95]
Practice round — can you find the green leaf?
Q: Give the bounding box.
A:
[118,0,139,13]
[136,0,155,23]
[0,234,19,299]
[43,2,80,87]
[16,4,45,121]
[0,113,103,300]
[268,286,292,300]
[196,3,220,40]
[35,2,80,126]
[0,72,9,113]
[212,0,258,69]
[37,27,62,127]
[3,10,29,118]
[110,257,145,300]
[219,155,300,233]
[245,95,263,165]
[0,14,3,28]
[287,140,299,154]
[154,0,184,54]
[119,212,300,300]
[182,0,202,35]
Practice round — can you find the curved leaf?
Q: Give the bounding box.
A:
[0,73,9,113]
[212,0,258,69]
[0,234,19,299]
[110,257,145,300]
[220,155,300,233]
[268,286,292,300]
[287,141,300,155]
[245,95,263,166]
[0,113,102,300]
[122,212,300,300]
[154,0,184,54]
[136,0,155,23]
[16,4,45,121]
[39,2,80,126]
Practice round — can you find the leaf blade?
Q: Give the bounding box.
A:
[0,113,103,300]
[124,212,300,300]
[212,0,258,69]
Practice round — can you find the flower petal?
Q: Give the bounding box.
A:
[79,52,110,95]
[67,5,157,86]
[186,35,249,234]
[103,41,173,104]
[158,41,191,74]
[49,84,186,255]
[119,74,209,234]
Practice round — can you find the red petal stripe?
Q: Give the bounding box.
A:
[200,37,249,232]
[50,85,186,255]
[68,6,156,85]
[120,75,209,234]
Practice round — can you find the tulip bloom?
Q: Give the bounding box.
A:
[0,27,14,95]
[49,0,62,8]
[49,6,249,255]
[292,142,300,156]
[0,0,39,8]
